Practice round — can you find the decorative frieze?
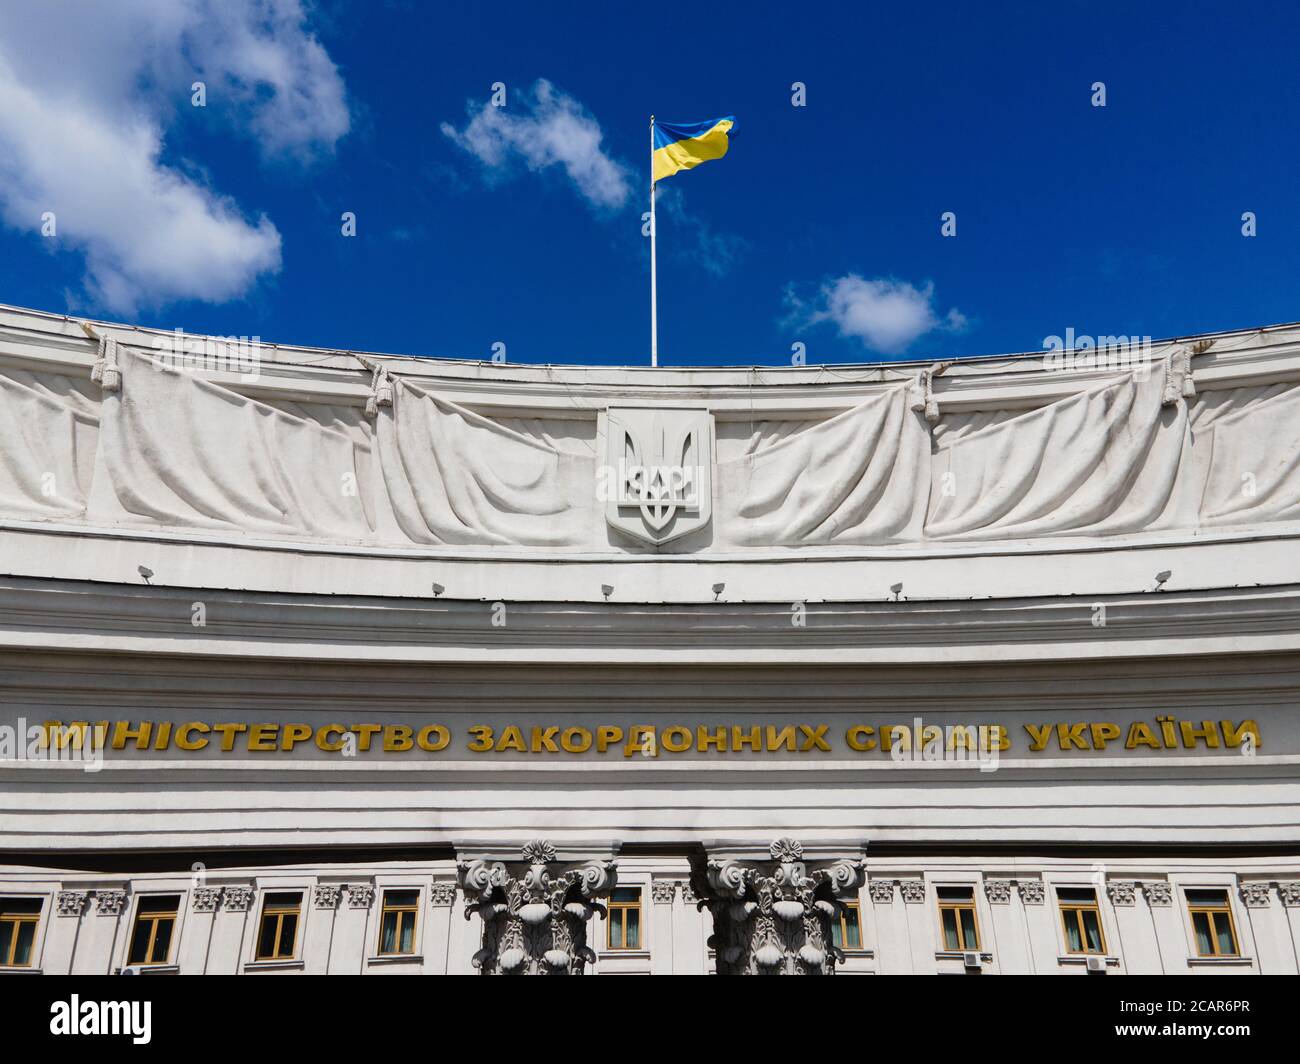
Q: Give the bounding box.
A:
[1143,881,1172,907]
[430,882,457,907]
[94,890,128,917]
[56,891,89,917]
[458,838,618,975]
[313,884,341,910]
[1017,880,1045,905]
[984,879,1012,904]
[1239,882,1272,908]
[1107,881,1137,907]
[693,838,865,976]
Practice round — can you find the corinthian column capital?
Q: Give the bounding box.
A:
[693,837,866,975]
[455,839,620,976]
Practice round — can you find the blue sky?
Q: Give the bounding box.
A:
[1,0,1298,367]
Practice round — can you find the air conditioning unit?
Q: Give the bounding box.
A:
[1085,955,1107,973]
[962,951,982,970]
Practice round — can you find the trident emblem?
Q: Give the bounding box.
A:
[606,409,711,544]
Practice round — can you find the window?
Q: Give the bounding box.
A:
[1058,888,1106,954]
[938,887,979,951]
[255,892,301,961]
[0,898,41,967]
[606,887,642,950]
[127,895,179,966]
[1187,889,1239,957]
[830,900,862,951]
[378,890,419,955]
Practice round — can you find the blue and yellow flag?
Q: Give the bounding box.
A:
[652,117,736,183]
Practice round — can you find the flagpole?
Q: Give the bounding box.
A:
[649,114,658,368]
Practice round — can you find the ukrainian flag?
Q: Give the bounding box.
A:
[652,117,736,183]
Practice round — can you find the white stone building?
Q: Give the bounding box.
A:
[0,303,1298,975]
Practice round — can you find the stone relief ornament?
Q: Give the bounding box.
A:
[56,891,89,917]
[346,884,375,909]
[1017,880,1045,905]
[94,890,128,917]
[1239,882,1271,908]
[984,879,1012,904]
[1143,881,1172,907]
[899,879,926,904]
[192,887,221,912]
[651,881,677,904]
[692,838,865,976]
[868,879,895,904]
[1278,882,1300,907]
[430,882,457,907]
[313,885,341,909]
[604,407,712,545]
[457,838,617,975]
[220,886,253,912]
[1107,881,1137,906]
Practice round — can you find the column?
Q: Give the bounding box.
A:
[693,837,865,975]
[456,838,620,975]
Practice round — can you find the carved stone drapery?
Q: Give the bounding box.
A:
[692,838,865,975]
[457,839,618,975]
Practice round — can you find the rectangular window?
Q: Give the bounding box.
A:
[255,892,301,961]
[0,898,42,967]
[1186,889,1239,957]
[1058,888,1106,954]
[127,895,179,966]
[830,900,862,951]
[606,887,642,950]
[938,887,979,951]
[378,890,419,955]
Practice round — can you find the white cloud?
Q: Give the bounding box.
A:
[0,0,350,313]
[441,80,631,210]
[791,274,968,354]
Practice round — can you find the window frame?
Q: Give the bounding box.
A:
[605,886,644,951]
[254,891,303,962]
[376,889,420,957]
[831,899,864,952]
[1185,889,1240,958]
[0,896,44,968]
[1057,889,1107,955]
[936,887,981,952]
[126,894,181,967]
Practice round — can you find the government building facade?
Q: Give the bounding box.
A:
[1,303,1298,975]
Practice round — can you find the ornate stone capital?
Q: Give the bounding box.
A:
[94,890,128,917]
[651,880,677,905]
[1143,881,1172,907]
[1239,882,1271,908]
[1017,880,1045,905]
[899,879,926,904]
[192,887,221,912]
[220,886,253,912]
[313,884,341,910]
[430,881,457,907]
[1107,880,1137,906]
[868,879,895,903]
[457,838,619,975]
[56,891,89,917]
[346,884,374,909]
[1278,881,1300,907]
[692,838,865,975]
[984,879,1012,904]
